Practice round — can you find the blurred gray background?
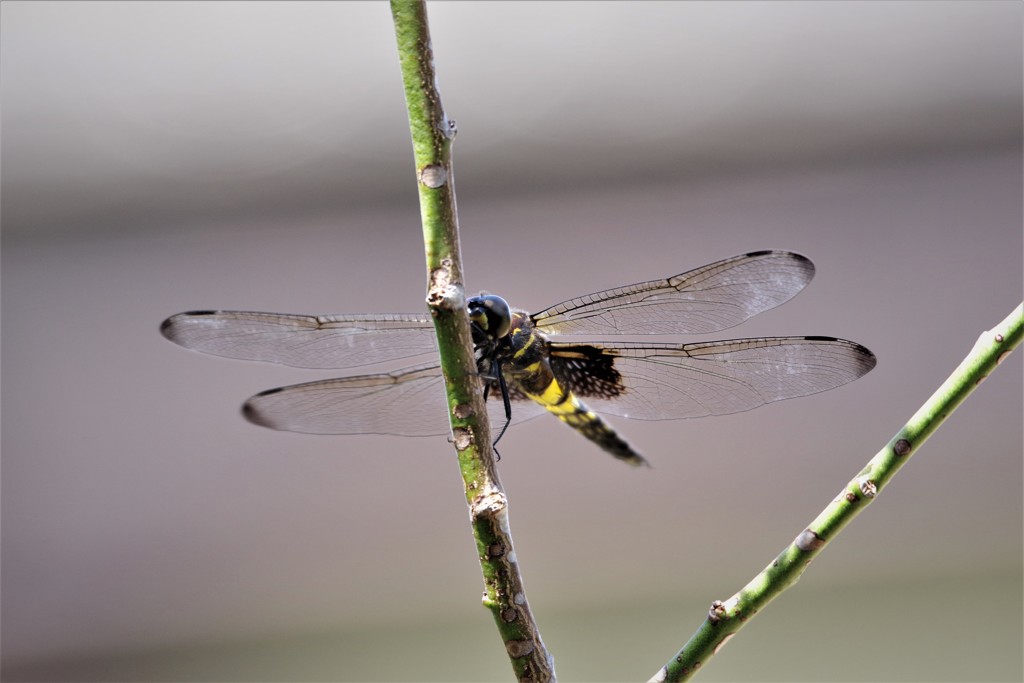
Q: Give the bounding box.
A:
[2,2,1021,681]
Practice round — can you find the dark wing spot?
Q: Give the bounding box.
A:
[160,310,219,337]
[549,345,624,399]
[242,391,280,428]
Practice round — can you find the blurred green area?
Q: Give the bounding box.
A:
[5,571,1020,682]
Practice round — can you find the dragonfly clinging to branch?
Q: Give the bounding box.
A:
[161,250,875,466]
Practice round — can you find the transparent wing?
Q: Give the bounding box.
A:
[548,337,875,420]
[239,334,874,435]
[160,310,437,369]
[243,363,548,436]
[532,251,816,336]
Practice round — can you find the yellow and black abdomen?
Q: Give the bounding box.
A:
[529,375,647,467]
[505,315,647,467]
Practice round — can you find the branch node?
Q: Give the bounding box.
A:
[426,259,461,309]
[419,163,448,188]
[505,638,536,658]
[452,427,474,451]
[858,478,878,498]
[707,599,727,625]
[439,116,457,139]
[471,489,507,519]
[795,528,826,552]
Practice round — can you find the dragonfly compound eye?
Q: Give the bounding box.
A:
[468,294,512,340]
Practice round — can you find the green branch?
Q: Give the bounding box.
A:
[651,302,1023,682]
[390,2,556,681]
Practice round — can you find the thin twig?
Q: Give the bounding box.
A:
[389,2,555,681]
[651,302,1023,682]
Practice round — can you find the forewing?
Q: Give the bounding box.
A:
[548,337,875,420]
[244,364,548,436]
[532,251,815,336]
[161,310,436,369]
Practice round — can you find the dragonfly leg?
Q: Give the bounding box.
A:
[472,360,511,461]
[491,362,514,461]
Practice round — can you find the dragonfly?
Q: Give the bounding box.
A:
[160,250,875,466]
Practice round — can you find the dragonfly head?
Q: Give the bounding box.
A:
[468,294,512,342]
